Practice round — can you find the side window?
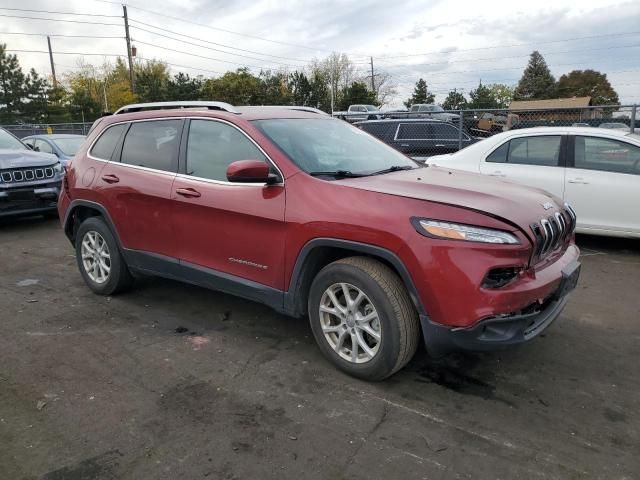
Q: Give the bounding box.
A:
[486,141,509,163]
[507,136,561,166]
[359,123,392,140]
[575,136,640,175]
[396,123,431,140]
[120,120,182,172]
[90,124,127,160]
[186,120,267,181]
[35,139,53,154]
[431,124,459,140]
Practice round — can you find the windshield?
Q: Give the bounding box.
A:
[253,118,417,176]
[0,129,27,150]
[53,137,86,156]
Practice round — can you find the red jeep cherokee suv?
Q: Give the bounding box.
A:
[59,101,580,380]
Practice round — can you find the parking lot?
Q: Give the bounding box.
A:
[0,216,638,479]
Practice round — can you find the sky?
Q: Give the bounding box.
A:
[1,0,639,107]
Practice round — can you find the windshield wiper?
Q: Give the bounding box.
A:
[308,170,367,178]
[369,165,415,176]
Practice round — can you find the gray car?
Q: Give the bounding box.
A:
[0,128,64,218]
[21,134,86,166]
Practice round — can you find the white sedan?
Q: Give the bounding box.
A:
[427,127,640,239]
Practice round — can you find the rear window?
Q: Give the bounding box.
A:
[90,124,126,160]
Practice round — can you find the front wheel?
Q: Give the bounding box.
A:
[308,257,420,380]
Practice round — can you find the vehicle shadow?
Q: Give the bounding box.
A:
[576,233,639,254]
[0,214,59,234]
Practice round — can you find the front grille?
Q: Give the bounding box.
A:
[530,205,576,260]
[0,166,56,183]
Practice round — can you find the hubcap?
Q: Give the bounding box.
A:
[81,231,111,284]
[319,283,381,364]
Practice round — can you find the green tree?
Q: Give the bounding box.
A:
[21,69,49,123]
[0,44,26,122]
[201,68,262,105]
[404,78,435,108]
[289,71,313,106]
[557,70,619,105]
[167,72,203,101]
[135,60,169,102]
[308,69,331,112]
[338,82,377,110]
[442,89,468,110]
[486,84,514,108]
[514,51,556,100]
[258,70,291,105]
[468,81,499,109]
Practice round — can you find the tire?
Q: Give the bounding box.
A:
[75,216,133,295]
[308,256,420,381]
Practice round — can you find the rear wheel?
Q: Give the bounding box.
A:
[75,217,132,295]
[308,257,419,380]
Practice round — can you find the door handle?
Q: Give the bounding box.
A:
[176,187,201,198]
[435,144,446,147]
[568,178,589,184]
[400,144,410,147]
[489,171,506,177]
[101,174,119,184]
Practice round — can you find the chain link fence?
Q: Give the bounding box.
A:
[335,104,638,159]
[2,122,92,139]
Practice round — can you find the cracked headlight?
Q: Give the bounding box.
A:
[414,219,519,244]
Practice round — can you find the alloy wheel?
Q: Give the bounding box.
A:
[81,231,111,284]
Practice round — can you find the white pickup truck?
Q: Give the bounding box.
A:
[332,104,382,123]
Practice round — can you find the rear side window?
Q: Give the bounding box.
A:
[186,120,267,181]
[120,120,182,172]
[396,123,431,140]
[90,124,126,160]
[575,136,640,175]
[487,136,561,166]
[358,123,393,140]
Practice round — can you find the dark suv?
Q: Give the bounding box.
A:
[58,101,581,380]
[356,119,476,157]
[0,127,64,218]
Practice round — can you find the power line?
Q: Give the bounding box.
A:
[136,56,226,76]
[374,30,640,60]
[92,0,368,57]
[1,31,123,39]
[377,43,640,69]
[0,7,120,18]
[6,49,123,57]
[0,14,121,26]
[132,39,300,70]
[129,25,307,67]
[128,20,310,63]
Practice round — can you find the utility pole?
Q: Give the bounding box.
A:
[370,57,375,92]
[47,36,57,88]
[123,5,135,93]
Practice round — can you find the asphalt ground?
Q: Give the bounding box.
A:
[1,216,638,479]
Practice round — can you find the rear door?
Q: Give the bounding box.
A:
[97,118,183,258]
[565,135,640,234]
[479,134,567,198]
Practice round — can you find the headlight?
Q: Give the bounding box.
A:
[414,219,519,244]
[53,162,63,174]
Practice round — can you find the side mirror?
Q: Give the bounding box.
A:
[24,143,34,150]
[226,160,278,184]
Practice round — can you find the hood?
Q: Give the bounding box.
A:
[338,166,563,235]
[0,149,59,169]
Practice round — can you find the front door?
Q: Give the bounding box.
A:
[479,134,567,199]
[565,135,640,235]
[171,118,286,290]
[97,118,183,258]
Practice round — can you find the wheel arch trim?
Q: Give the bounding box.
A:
[63,199,122,248]
[284,238,427,317]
